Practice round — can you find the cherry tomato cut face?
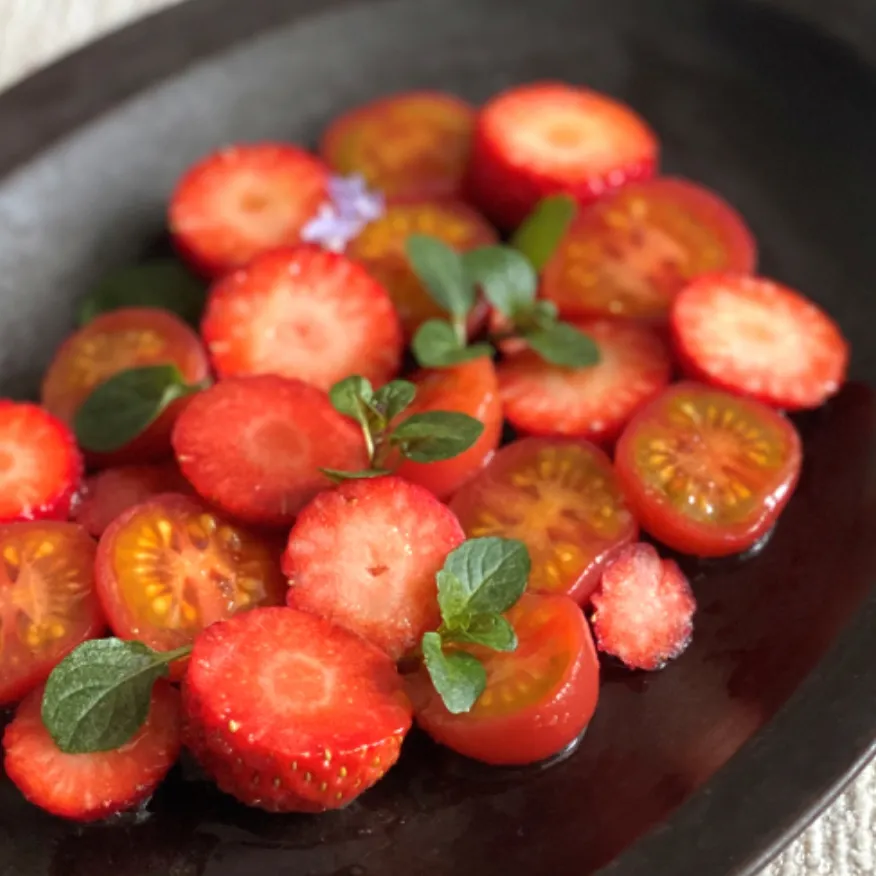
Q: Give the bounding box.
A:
[615,383,802,557]
[408,593,599,765]
[542,178,756,321]
[347,200,497,338]
[450,438,637,603]
[96,494,285,665]
[321,92,476,200]
[0,522,103,705]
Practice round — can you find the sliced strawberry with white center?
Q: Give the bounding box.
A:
[671,273,849,410]
[201,246,402,390]
[497,319,672,443]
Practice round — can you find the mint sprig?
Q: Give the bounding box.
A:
[74,364,210,453]
[42,638,192,753]
[510,193,577,271]
[321,376,484,482]
[422,537,530,714]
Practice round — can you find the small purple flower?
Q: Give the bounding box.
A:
[301,174,384,252]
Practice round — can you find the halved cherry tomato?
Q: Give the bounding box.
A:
[0,522,104,705]
[95,493,285,674]
[395,357,503,500]
[450,438,637,603]
[407,593,599,765]
[615,383,802,557]
[542,178,756,321]
[321,91,476,200]
[347,200,497,338]
[41,308,210,465]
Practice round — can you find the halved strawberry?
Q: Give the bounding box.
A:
[172,375,368,526]
[169,143,329,277]
[201,246,402,390]
[0,402,82,522]
[467,82,658,229]
[3,681,181,821]
[590,543,696,671]
[72,464,192,537]
[671,273,849,410]
[497,319,672,443]
[283,477,465,659]
[183,606,412,812]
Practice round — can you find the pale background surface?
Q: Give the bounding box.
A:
[0,1,873,873]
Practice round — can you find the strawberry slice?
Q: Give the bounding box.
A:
[172,375,368,526]
[72,464,192,537]
[169,143,329,277]
[3,681,181,821]
[671,273,849,410]
[590,543,696,671]
[201,246,402,390]
[497,319,672,444]
[467,82,658,229]
[183,606,413,812]
[0,402,82,522]
[283,476,465,659]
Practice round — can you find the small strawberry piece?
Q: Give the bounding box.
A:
[169,143,329,277]
[3,681,181,821]
[671,273,849,410]
[173,375,368,526]
[284,477,465,659]
[183,606,412,812]
[72,464,192,537]
[0,403,82,522]
[347,200,497,339]
[467,82,658,229]
[497,319,672,444]
[201,246,402,390]
[321,91,476,201]
[590,543,696,671]
[395,357,503,500]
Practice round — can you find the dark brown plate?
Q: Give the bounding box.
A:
[2,1,876,874]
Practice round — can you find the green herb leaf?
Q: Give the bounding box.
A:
[411,320,495,369]
[462,246,537,316]
[446,614,517,652]
[329,376,375,426]
[530,299,559,326]
[436,569,470,626]
[319,467,391,483]
[511,194,577,271]
[77,260,206,327]
[371,380,416,422]
[73,364,199,453]
[525,322,601,368]
[391,411,484,463]
[41,638,191,754]
[422,631,486,714]
[405,235,474,318]
[440,537,530,617]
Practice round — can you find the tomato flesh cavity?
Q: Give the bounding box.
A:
[615,383,802,557]
[409,593,599,765]
[451,438,637,603]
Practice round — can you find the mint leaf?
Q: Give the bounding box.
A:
[405,235,474,318]
[525,322,601,368]
[74,364,199,453]
[329,376,374,426]
[462,246,537,316]
[441,537,530,617]
[446,614,517,652]
[436,569,470,626]
[511,194,576,271]
[42,638,191,753]
[78,260,206,327]
[320,467,391,483]
[391,411,484,463]
[422,632,486,714]
[411,320,494,368]
[530,299,559,326]
[371,380,416,422]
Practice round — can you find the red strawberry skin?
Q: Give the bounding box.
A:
[182,606,412,812]
[590,543,696,671]
[3,681,181,822]
[283,476,465,659]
